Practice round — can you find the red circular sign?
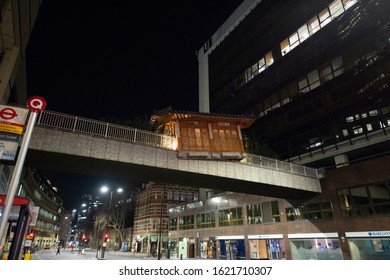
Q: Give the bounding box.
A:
[27,96,46,112]
[0,107,18,120]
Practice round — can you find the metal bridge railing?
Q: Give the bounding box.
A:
[36,110,178,150]
[240,154,320,179]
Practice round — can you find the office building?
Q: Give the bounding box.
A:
[172,0,390,259]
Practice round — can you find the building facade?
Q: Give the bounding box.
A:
[20,168,66,249]
[187,0,390,259]
[132,182,199,256]
[169,154,390,260]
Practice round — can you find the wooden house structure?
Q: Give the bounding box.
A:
[151,108,256,160]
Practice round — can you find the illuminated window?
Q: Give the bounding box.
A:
[298,24,309,43]
[329,0,344,19]
[319,8,331,27]
[265,51,273,66]
[308,16,320,35]
[289,32,299,51]
[281,38,290,56]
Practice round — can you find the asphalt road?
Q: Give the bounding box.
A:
[31,247,155,260]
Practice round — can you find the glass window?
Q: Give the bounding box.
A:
[290,238,343,260]
[289,32,299,50]
[369,184,390,204]
[308,70,320,90]
[286,202,333,221]
[308,16,320,35]
[265,51,273,66]
[272,201,280,222]
[306,203,321,220]
[281,38,290,56]
[319,63,333,82]
[298,24,309,43]
[298,77,309,93]
[319,8,331,27]
[251,62,259,77]
[179,215,194,230]
[258,57,266,73]
[247,203,262,224]
[329,0,344,19]
[197,212,215,228]
[349,238,390,260]
[331,56,344,77]
[351,186,369,206]
[342,0,357,9]
[321,202,334,219]
[219,207,243,227]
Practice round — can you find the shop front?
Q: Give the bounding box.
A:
[248,234,285,260]
[217,235,245,260]
[346,231,390,260]
[288,233,343,260]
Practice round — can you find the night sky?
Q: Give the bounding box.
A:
[25,1,243,209]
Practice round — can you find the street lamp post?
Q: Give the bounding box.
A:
[99,186,123,258]
[157,186,165,260]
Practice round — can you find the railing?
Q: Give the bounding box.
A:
[241,154,320,179]
[36,110,178,150]
[35,110,320,179]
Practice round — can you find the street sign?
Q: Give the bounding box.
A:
[0,195,29,206]
[27,96,46,112]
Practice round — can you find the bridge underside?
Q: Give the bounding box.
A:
[25,127,321,200]
[25,150,317,200]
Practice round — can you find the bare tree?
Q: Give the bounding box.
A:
[107,202,128,248]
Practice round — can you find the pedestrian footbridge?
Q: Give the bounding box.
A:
[25,111,322,199]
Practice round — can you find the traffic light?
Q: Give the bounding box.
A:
[82,234,87,242]
[104,234,108,242]
[27,231,34,239]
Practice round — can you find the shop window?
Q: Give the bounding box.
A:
[348,238,390,260]
[290,238,343,260]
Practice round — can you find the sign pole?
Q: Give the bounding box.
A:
[0,96,46,255]
[0,112,37,251]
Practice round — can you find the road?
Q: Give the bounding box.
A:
[31,247,161,260]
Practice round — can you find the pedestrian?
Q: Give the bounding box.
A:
[56,242,61,255]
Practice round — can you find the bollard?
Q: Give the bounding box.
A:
[23,252,32,260]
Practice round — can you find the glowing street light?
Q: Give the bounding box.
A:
[100,186,123,210]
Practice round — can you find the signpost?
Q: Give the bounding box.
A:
[0,96,46,256]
